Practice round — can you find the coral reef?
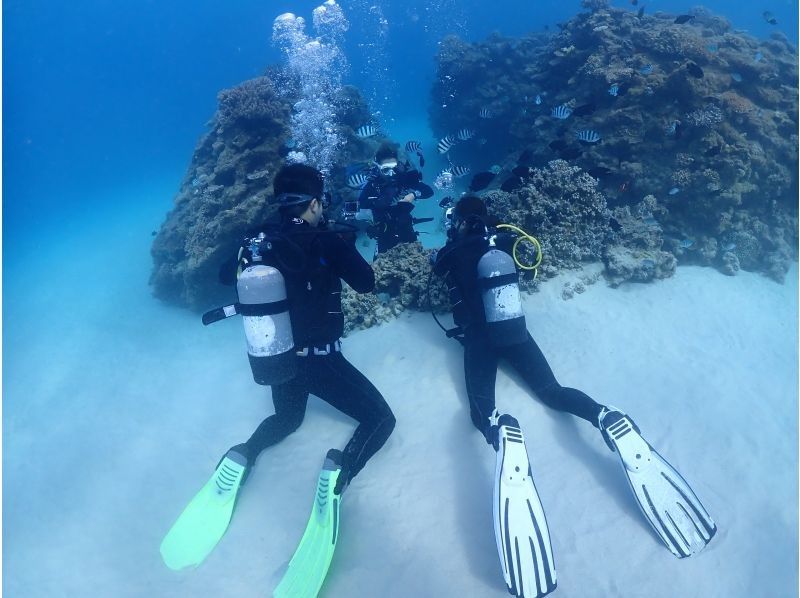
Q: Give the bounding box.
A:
[429,6,798,282]
[149,76,376,309]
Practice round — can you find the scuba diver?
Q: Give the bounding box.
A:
[357,142,434,255]
[431,196,716,598]
[161,164,396,596]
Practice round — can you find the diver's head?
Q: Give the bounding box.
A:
[273,163,328,226]
[375,143,399,177]
[450,195,489,239]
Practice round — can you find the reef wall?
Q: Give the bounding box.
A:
[429,3,798,282]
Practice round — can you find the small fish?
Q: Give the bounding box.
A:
[587,166,613,178]
[438,135,457,154]
[763,11,777,25]
[668,187,681,195]
[576,129,602,143]
[674,14,695,24]
[501,176,524,192]
[469,171,497,191]
[356,124,378,138]
[511,165,530,178]
[637,6,645,18]
[438,196,454,208]
[731,72,743,82]
[549,139,569,152]
[666,121,679,135]
[450,165,471,178]
[722,242,736,251]
[346,173,370,188]
[405,140,426,168]
[534,94,543,105]
[572,102,596,117]
[679,239,694,248]
[551,104,573,119]
[151,230,157,236]
[705,145,721,157]
[559,147,583,160]
[640,64,653,75]
[608,84,620,97]
[686,62,704,78]
[489,165,502,174]
[641,259,656,268]
[479,107,494,118]
[707,43,719,53]
[456,128,475,141]
[191,177,201,187]
[754,51,763,63]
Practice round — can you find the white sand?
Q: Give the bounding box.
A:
[3,199,797,597]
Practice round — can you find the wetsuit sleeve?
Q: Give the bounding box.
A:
[323,234,375,293]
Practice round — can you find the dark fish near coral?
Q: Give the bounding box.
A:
[674,14,695,24]
[587,166,613,178]
[637,6,645,18]
[501,177,524,192]
[763,11,777,25]
[439,196,454,208]
[469,171,497,192]
[518,149,535,166]
[686,62,704,78]
[559,147,583,160]
[511,165,531,177]
[549,139,569,152]
[151,230,157,236]
[705,145,721,157]
[572,102,596,117]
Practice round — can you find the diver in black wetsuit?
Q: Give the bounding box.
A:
[432,195,606,445]
[228,164,395,495]
[358,142,434,255]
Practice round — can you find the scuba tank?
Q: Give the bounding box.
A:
[237,264,298,385]
[477,245,527,347]
[203,232,299,386]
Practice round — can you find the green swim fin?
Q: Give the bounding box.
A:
[160,448,248,570]
[273,449,343,598]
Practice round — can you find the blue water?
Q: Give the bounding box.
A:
[3,1,799,596]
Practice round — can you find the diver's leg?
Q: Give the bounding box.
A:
[503,333,604,426]
[308,352,395,494]
[240,367,310,466]
[464,339,501,444]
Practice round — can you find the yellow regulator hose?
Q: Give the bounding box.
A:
[496,224,543,273]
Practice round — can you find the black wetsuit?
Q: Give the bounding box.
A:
[239,217,395,491]
[433,228,604,445]
[358,164,433,254]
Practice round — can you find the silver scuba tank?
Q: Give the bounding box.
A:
[237,265,298,385]
[477,248,527,347]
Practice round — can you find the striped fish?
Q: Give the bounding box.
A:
[551,104,572,119]
[457,128,475,141]
[346,173,370,188]
[438,135,457,154]
[608,83,620,97]
[405,140,422,152]
[356,124,378,138]
[640,64,653,75]
[449,165,471,178]
[479,107,494,118]
[576,129,602,143]
[534,94,543,105]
